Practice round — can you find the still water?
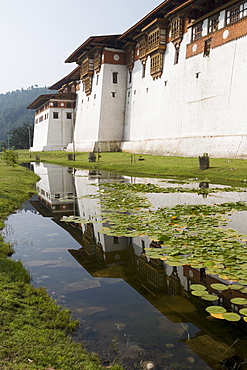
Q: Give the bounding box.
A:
[3,163,247,370]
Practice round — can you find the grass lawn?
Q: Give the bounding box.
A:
[18,150,247,187]
[0,158,122,370]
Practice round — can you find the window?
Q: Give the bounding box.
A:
[96,74,99,85]
[129,70,132,84]
[54,193,60,199]
[53,112,59,119]
[67,102,71,108]
[204,38,212,57]
[192,22,203,41]
[208,14,219,33]
[171,17,183,41]
[142,63,146,78]
[112,72,118,84]
[67,112,72,119]
[53,101,58,107]
[113,236,119,244]
[111,92,116,97]
[174,45,180,64]
[147,29,160,53]
[226,1,247,25]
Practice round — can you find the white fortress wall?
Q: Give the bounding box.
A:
[73,75,103,152]
[98,54,127,145]
[45,107,74,151]
[122,10,247,158]
[31,111,49,151]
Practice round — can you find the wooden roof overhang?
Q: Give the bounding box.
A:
[27,93,76,110]
[49,66,80,91]
[118,0,228,42]
[65,35,122,64]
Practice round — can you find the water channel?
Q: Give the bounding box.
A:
[3,162,247,370]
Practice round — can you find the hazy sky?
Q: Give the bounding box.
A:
[0,0,162,94]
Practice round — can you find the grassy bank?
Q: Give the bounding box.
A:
[0,160,121,370]
[19,150,247,187]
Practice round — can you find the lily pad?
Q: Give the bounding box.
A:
[191,290,208,297]
[243,317,247,322]
[201,294,219,301]
[230,298,247,305]
[210,313,225,320]
[222,312,241,322]
[229,285,244,290]
[206,306,227,314]
[210,283,228,291]
[238,280,247,286]
[239,308,247,316]
[190,284,207,291]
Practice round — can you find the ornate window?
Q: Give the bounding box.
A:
[226,1,247,25]
[143,19,166,55]
[83,76,92,96]
[204,38,212,57]
[150,52,163,79]
[139,37,147,60]
[192,22,203,41]
[147,29,160,53]
[80,57,94,79]
[171,17,183,42]
[208,13,219,33]
[125,45,135,71]
[94,52,102,74]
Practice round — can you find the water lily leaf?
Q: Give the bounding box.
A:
[222,312,241,321]
[190,284,207,291]
[240,288,247,294]
[210,313,225,319]
[191,290,208,297]
[201,294,219,301]
[206,306,227,314]
[243,317,247,322]
[166,261,183,266]
[239,308,247,316]
[230,298,247,305]
[229,285,244,290]
[210,283,228,291]
[238,280,247,286]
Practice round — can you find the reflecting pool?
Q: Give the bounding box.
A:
[3,163,247,370]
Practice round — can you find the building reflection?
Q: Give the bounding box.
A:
[30,163,247,369]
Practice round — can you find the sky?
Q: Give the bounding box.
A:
[0,0,162,94]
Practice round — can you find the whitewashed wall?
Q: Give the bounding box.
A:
[31,107,74,151]
[122,20,247,158]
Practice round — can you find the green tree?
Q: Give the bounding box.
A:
[9,122,34,149]
[2,149,18,168]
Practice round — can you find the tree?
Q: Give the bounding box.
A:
[9,123,34,149]
[2,149,18,168]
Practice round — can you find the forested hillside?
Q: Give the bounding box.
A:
[0,86,50,143]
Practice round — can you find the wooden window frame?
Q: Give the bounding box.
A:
[112,72,118,84]
[208,13,219,33]
[226,1,247,25]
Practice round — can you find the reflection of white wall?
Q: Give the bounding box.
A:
[32,162,75,205]
[74,170,129,253]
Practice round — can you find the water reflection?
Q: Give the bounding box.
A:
[5,162,247,370]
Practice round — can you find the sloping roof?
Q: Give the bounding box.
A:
[65,35,121,63]
[118,0,215,41]
[27,93,76,109]
[49,65,80,91]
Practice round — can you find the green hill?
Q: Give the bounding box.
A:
[0,86,50,143]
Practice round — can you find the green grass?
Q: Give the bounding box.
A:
[0,159,122,370]
[18,150,247,187]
